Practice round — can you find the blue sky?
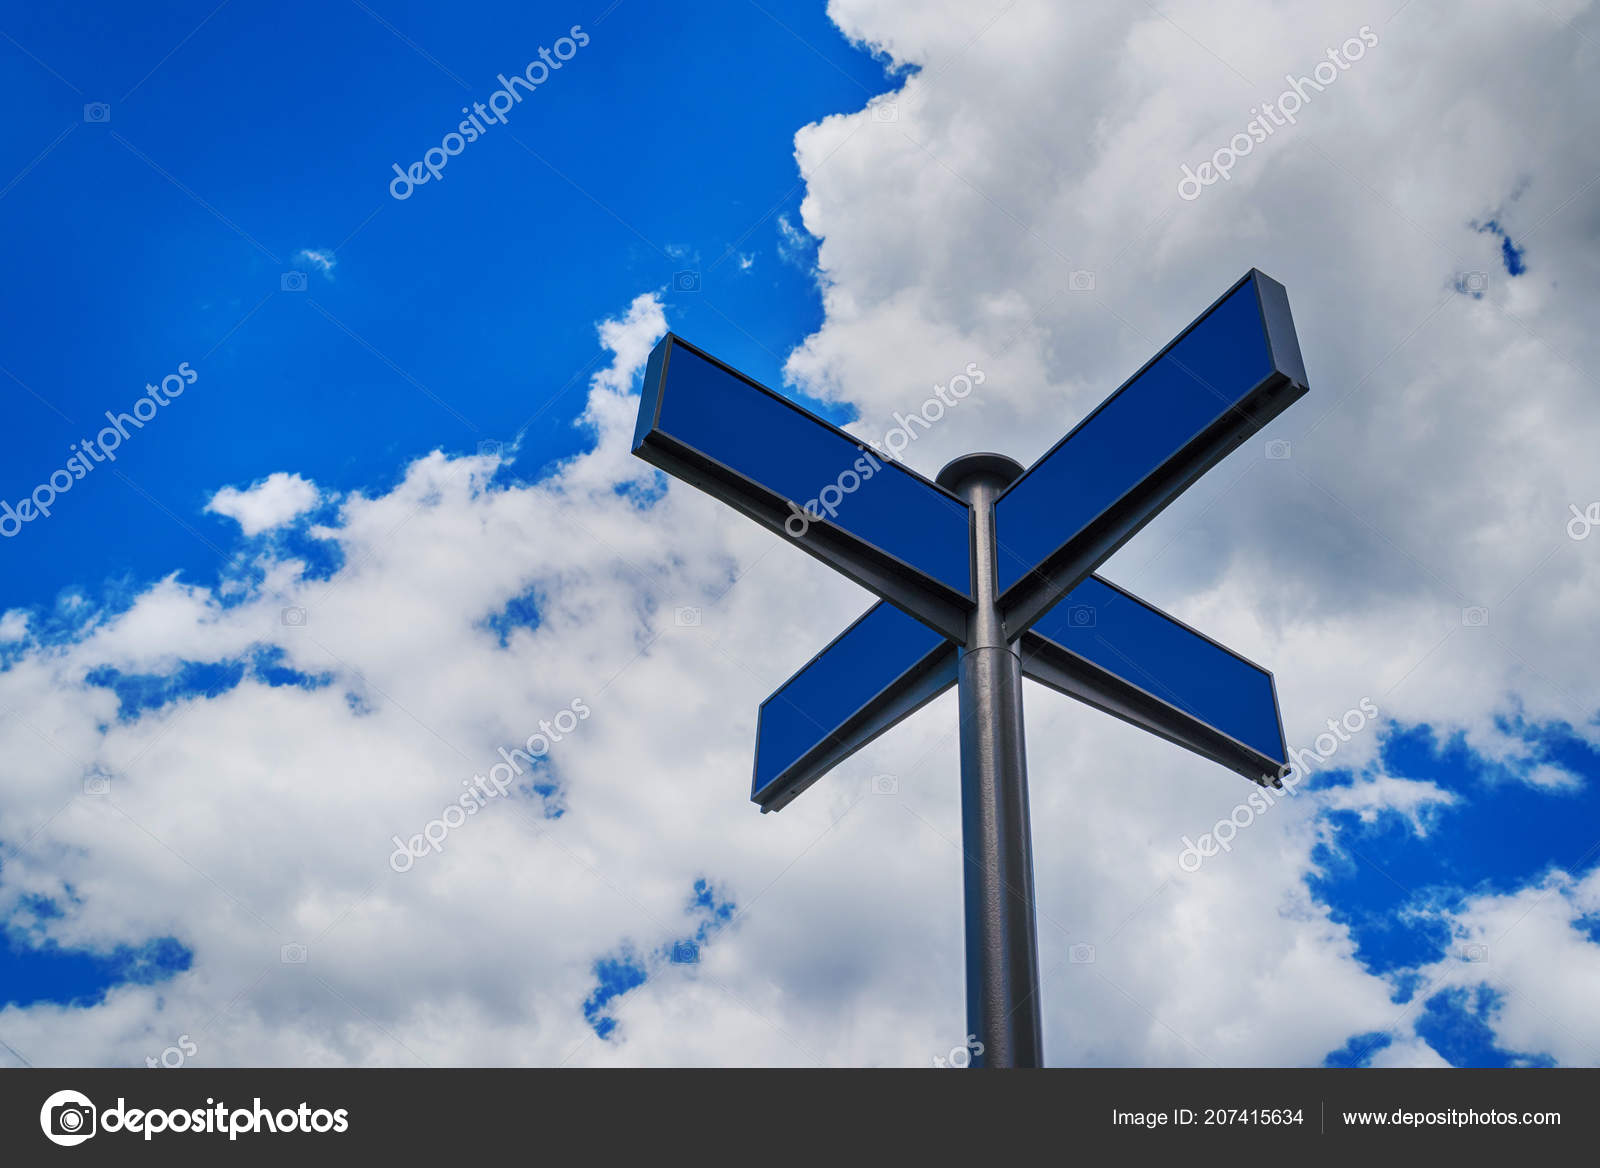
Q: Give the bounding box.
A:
[1,0,886,612]
[1307,717,1600,1066]
[2,1,1598,1069]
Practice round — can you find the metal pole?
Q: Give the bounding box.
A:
[936,452,1043,1069]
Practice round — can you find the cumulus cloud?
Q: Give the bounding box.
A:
[1318,774,1458,834]
[1407,870,1600,1065]
[206,473,323,536]
[776,0,1600,1063]
[3,0,1598,1069]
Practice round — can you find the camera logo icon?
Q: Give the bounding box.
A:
[83,772,111,796]
[1265,439,1292,460]
[1068,943,1096,964]
[40,1089,97,1147]
[1459,271,1489,296]
[674,606,701,627]
[478,439,504,458]
[281,606,307,627]
[281,943,308,964]
[83,102,111,123]
[1066,605,1095,628]
[871,101,898,123]
[281,271,309,293]
[1068,269,1096,291]
[1462,943,1489,963]
[673,270,701,292]
[671,940,699,964]
[1461,606,1489,628]
[870,773,898,795]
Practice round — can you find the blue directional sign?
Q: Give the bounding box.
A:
[752,573,1289,811]
[633,336,973,640]
[635,269,1307,807]
[994,270,1308,635]
[754,602,954,812]
[1020,577,1288,784]
[633,267,1311,1066]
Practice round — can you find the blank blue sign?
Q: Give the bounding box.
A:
[1030,576,1286,765]
[754,602,950,806]
[632,271,1307,807]
[994,271,1304,602]
[637,340,972,600]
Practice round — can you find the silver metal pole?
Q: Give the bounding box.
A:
[937,453,1043,1069]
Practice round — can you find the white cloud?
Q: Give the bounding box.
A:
[776,213,813,267]
[206,473,323,536]
[1407,870,1600,1065]
[0,610,27,642]
[1521,763,1583,791]
[1367,1035,1453,1068]
[1318,774,1458,835]
[771,0,1600,1063]
[0,288,1402,1069]
[295,249,336,276]
[3,0,1599,1069]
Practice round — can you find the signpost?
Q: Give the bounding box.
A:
[632,269,1310,1067]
